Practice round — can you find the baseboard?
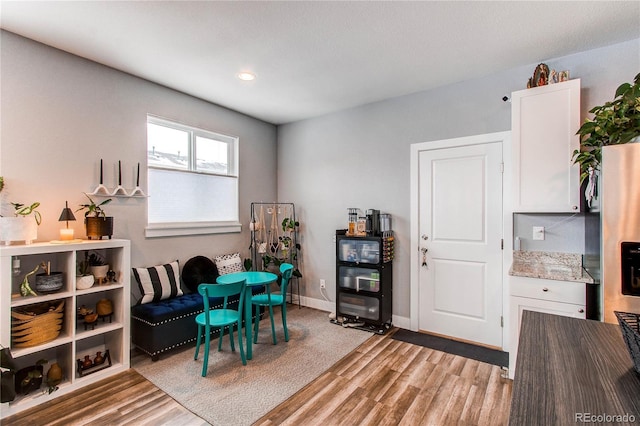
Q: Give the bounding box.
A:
[292,295,411,330]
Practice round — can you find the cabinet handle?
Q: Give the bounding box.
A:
[579,309,585,313]
[542,287,549,292]
[572,205,578,210]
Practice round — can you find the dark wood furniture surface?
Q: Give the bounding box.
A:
[510,310,640,425]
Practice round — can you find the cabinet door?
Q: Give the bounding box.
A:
[337,266,381,292]
[508,295,585,378]
[337,292,380,321]
[512,79,581,212]
[337,238,380,264]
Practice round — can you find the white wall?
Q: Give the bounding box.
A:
[0,31,278,288]
[278,38,640,320]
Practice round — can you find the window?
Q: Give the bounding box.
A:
[145,115,240,237]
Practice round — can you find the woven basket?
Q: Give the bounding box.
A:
[11,300,65,348]
[614,311,640,375]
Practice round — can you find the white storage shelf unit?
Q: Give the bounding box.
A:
[0,239,130,419]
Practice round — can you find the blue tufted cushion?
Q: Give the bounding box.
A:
[131,293,219,324]
[131,286,265,324]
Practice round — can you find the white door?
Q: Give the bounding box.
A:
[417,140,503,347]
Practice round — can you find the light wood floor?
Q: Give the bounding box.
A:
[1,368,207,426]
[254,332,512,425]
[3,330,512,426]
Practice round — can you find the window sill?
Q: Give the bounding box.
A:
[145,221,242,238]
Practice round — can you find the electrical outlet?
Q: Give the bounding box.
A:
[532,226,545,241]
[320,279,326,289]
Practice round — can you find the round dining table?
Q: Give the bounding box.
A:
[216,271,278,360]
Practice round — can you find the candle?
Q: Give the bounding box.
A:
[136,162,140,186]
[60,228,75,241]
[118,160,122,185]
[100,159,103,184]
[60,228,74,240]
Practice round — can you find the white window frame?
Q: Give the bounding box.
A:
[145,115,241,238]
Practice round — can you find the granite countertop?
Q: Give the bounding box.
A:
[509,250,594,283]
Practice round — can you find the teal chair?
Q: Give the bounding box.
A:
[252,263,294,344]
[194,280,246,377]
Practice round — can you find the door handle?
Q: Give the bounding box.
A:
[421,247,428,268]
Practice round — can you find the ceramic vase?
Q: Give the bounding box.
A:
[96,299,113,316]
[46,362,63,386]
[82,355,93,369]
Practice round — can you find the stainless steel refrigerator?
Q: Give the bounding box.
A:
[601,143,640,323]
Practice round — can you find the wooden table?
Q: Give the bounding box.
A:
[216,271,278,360]
[509,310,640,425]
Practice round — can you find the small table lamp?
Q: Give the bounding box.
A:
[58,201,76,241]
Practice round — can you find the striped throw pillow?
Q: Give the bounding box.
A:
[133,261,183,304]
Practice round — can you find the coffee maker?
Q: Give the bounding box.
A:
[366,209,380,236]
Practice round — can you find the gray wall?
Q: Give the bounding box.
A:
[2,29,638,317]
[278,38,640,319]
[0,31,278,294]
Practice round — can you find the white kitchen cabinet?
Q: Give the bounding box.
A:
[0,239,130,419]
[508,276,586,379]
[511,79,581,212]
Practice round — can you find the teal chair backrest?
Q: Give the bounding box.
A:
[198,280,245,322]
[279,263,294,297]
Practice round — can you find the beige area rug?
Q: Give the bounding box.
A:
[133,307,372,426]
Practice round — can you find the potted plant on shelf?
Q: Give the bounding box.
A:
[76,193,113,240]
[87,251,109,285]
[572,73,640,206]
[76,252,95,290]
[0,179,42,244]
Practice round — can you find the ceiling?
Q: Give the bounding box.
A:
[1,1,639,125]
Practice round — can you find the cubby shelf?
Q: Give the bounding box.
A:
[0,239,130,419]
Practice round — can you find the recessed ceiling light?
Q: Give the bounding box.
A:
[237,72,256,81]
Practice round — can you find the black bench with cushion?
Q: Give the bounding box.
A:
[131,255,263,361]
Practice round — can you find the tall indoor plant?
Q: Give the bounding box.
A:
[573,73,640,177]
[572,73,640,206]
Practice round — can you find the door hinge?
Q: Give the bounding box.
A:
[501,239,504,250]
[500,162,504,173]
[501,316,504,327]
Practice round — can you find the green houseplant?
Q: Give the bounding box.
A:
[0,177,42,244]
[261,217,302,279]
[76,193,113,240]
[572,72,640,182]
